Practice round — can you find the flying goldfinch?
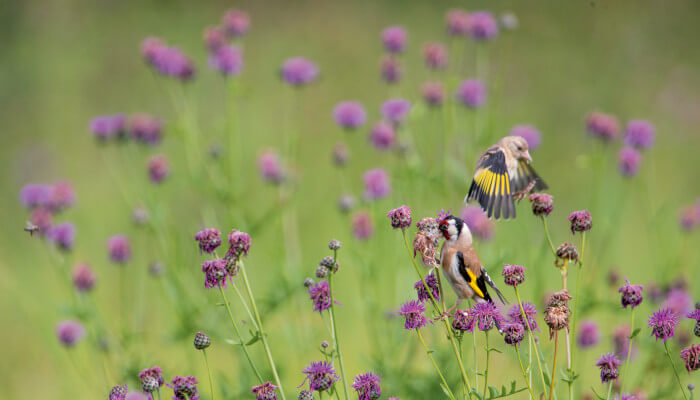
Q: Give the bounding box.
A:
[438,215,506,312]
[466,135,547,220]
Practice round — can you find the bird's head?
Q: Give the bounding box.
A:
[502,135,532,163]
[438,215,464,242]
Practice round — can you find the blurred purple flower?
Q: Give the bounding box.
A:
[194,228,222,254]
[125,392,149,400]
[281,57,318,86]
[510,125,541,150]
[19,183,51,209]
[308,280,332,312]
[456,79,486,108]
[203,26,226,52]
[363,169,391,200]
[467,11,499,41]
[423,42,448,70]
[381,26,407,53]
[461,206,494,241]
[351,372,381,400]
[251,382,277,400]
[618,278,644,309]
[421,81,444,107]
[648,307,680,342]
[140,37,165,65]
[30,207,53,235]
[678,204,700,232]
[56,320,85,347]
[226,229,252,259]
[415,273,440,302]
[595,353,622,383]
[577,320,601,348]
[109,384,128,400]
[624,120,655,150]
[168,376,200,400]
[680,344,699,372]
[47,222,75,251]
[568,210,592,234]
[72,262,96,292]
[202,259,228,289]
[139,366,164,388]
[586,111,620,141]
[369,121,395,151]
[258,150,285,184]
[452,309,475,332]
[380,56,401,84]
[387,205,411,229]
[221,9,250,38]
[301,361,340,392]
[47,180,76,213]
[107,235,132,264]
[152,45,196,81]
[338,193,355,214]
[663,289,692,316]
[147,154,169,184]
[446,9,470,36]
[503,322,525,346]
[352,211,374,240]
[129,113,164,146]
[502,264,526,287]
[618,147,641,177]
[333,101,367,130]
[381,98,411,125]
[332,142,350,167]
[470,301,504,331]
[508,302,539,332]
[90,114,127,141]
[529,193,553,217]
[398,300,430,330]
[209,45,243,76]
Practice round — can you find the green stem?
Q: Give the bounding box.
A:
[541,217,557,257]
[202,349,215,400]
[604,381,613,400]
[401,229,439,312]
[569,233,586,400]
[218,286,263,382]
[473,332,479,392]
[239,261,286,400]
[621,308,635,393]
[229,278,259,331]
[417,330,458,400]
[482,331,490,399]
[155,388,161,400]
[515,287,547,394]
[550,331,560,400]
[664,341,689,400]
[515,346,536,400]
[329,250,350,400]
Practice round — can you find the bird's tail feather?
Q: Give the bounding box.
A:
[482,269,508,304]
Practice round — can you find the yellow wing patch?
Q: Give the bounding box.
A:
[474,169,509,197]
[465,269,485,298]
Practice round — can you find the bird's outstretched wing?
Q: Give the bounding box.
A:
[456,251,491,302]
[466,147,515,219]
[512,160,548,193]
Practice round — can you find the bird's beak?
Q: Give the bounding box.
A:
[523,151,532,163]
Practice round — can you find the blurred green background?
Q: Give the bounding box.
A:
[1,0,699,399]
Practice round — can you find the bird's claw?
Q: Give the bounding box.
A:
[514,181,536,202]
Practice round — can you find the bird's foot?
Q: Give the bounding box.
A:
[434,305,458,321]
[513,181,536,202]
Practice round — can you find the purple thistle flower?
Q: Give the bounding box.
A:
[529,193,554,217]
[577,320,601,348]
[151,45,196,81]
[363,168,391,200]
[508,302,539,332]
[251,382,278,400]
[140,37,166,65]
[147,154,169,184]
[201,259,229,289]
[380,56,401,84]
[47,222,76,251]
[456,79,486,108]
[510,125,542,151]
[680,344,699,372]
[470,301,504,331]
[332,142,350,167]
[467,11,499,41]
[109,384,128,400]
[648,307,680,342]
[398,300,430,330]
[503,322,525,346]
[139,366,165,388]
[688,309,700,322]
[226,229,251,259]
[107,235,132,264]
[221,9,250,38]
[663,289,692,317]
[194,228,222,254]
[258,150,285,184]
[586,111,620,141]
[595,352,622,383]
[618,147,642,177]
[380,98,411,125]
[47,180,76,213]
[129,113,164,146]
[446,9,470,36]
[461,206,494,241]
[126,392,149,400]
[423,42,448,70]
[421,81,444,107]
[352,211,374,240]
[618,278,644,309]
[568,210,592,234]
[72,262,96,292]
[281,57,318,86]
[452,309,476,332]
[203,26,226,52]
[351,372,381,400]
[624,120,655,150]
[381,26,407,53]
[209,45,243,77]
[30,207,53,235]
[387,205,412,229]
[369,121,395,151]
[308,280,332,312]
[55,320,85,347]
[168,376,200,400]
[300,361,341,392]
[678,205,700,232]
[502,264,526,287]
[89,113,127,141]
[333,101,367,130]
[19,183,51,209]
[613,394,639,400]
[414,273,440,302]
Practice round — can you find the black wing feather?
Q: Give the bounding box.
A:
[456,252,492,302]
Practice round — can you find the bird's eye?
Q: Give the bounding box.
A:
[516,146,523,151]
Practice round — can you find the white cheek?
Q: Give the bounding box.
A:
[448,226,458,237]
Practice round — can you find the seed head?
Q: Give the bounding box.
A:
[528,193,553,217]
[544,305,570,339]
[502,264,526,287]
[387,205,412,229]
[556,242,579,264]
[193,331,211,350]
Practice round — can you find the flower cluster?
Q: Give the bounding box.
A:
[281,57,319,86]
[470,301,504,331]
[577,320,601,348]
[511,125,542,151]
[109,384,128,400]
[226,229,252,261]
[461,206,493,240]
[138,366,164,389]
[258,149,285,184]
[363,169,391,200]
[141,37,195,81]
[556,242,579,264]
[381,98,411,125]
[503,322,525,346]
[452,309,476,332]
[147,154,170,184]
[456,79,486,108]
[421,82,444,107]
[19,181,77,242]
[680,344,699,372]
[370,121,395,151]
[586,111,620,141]
[333,101,367,130]
[352,211,374,240]
[72,263,96,292]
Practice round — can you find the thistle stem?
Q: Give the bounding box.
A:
[482,331,490,399]
[604,381,613,400]
[664,341,689,400]
[515,346,536,400]
[218,286,263,382]
[541,217,557,257]
[569,233,586,400]
[202,349,215,400]
[401,229,439,312]
[473,332,479,391]
[515,287,547,393]
[550,331,560,400]
[239,261,286,400]
[329,249,350,400]
[417,330,458,400]
[621,308,635,393]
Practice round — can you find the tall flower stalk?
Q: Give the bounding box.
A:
[218,286,263,382]
[328,246,350,400]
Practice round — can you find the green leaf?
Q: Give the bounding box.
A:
[510,381,516,393]
[628,328,641,339]
[488,347,502,354]
[225,339,241,346]
[245,334,260,346]
[500,385,506,396]
[543,372,551,386]
[590,387,607,400]
[439,383,451,399]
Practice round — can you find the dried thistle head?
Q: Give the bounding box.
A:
[544,305,570,339]
[556,242,579,266]
[413,231,439,268]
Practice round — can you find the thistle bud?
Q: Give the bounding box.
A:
[556,242,579,264]
[315,266,329,279]
[320,256,339,273]
[303,278,315,288]
[529,193,553,217]
[328,239,342,250]
[193,331,211,350]
[141,376,159,393]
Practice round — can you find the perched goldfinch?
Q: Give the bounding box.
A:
[438,215,506,311]
[466,136,547,219]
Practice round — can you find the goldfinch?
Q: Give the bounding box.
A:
[466,135,547,220]
[438,215,506,311]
